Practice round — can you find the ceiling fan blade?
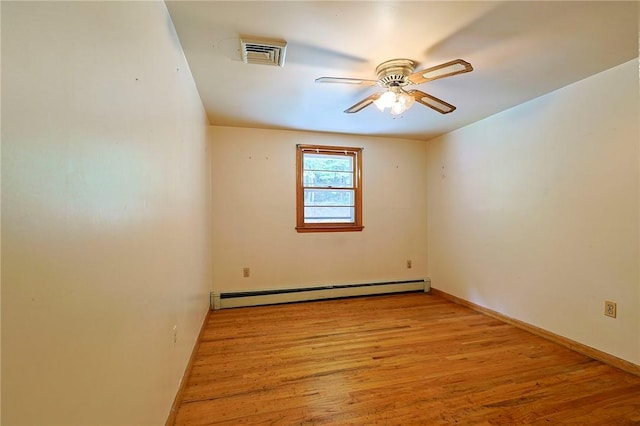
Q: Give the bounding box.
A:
[344,93,381,113]
[407,90,456,114]
[407,59,473,85]
[315,77,378,86]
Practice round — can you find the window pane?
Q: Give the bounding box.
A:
[303,171,353,188]
[304,207,355,223]
[304,189,354,206]
[303,153,353,172]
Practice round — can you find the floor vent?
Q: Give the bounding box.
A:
[240,37,287,67]
[211,278,430,310]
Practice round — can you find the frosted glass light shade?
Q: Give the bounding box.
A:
[374,88,415,115]
[374,90,396,110]
[390,102,405,115]
[398,92,414,109]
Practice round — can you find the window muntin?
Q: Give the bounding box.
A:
[296,145,363,232]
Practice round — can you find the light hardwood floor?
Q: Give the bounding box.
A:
[171,293,640,425]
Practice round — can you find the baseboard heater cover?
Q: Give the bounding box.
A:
[211,278,430,310]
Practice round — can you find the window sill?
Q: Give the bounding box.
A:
[296,225,364,233]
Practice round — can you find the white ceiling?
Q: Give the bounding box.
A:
[166,1,638,141]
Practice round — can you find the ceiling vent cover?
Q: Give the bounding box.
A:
[240,37,287,67]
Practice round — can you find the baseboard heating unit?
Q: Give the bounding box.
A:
[210,278,430,310]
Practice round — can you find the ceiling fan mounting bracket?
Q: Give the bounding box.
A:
[375,58,416,87]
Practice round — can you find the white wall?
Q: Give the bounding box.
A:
[427,60,639,365]
[2,2,211,424]
[211,126,427,293]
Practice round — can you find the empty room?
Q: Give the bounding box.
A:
[2,1,639,425]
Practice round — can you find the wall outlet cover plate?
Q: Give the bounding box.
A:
[604,301,617,318]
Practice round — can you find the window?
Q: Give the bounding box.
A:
[296,144,363,233]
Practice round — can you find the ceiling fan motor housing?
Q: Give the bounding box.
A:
[376,59,416,87]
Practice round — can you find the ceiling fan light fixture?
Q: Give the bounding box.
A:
[374,87,415,115]
[373,90,397,111]
[398,91,415,108]
[390,102,406,115]
[324,57,473,115]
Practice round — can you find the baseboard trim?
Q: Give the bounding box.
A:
[165,309,211,426]
[213,279,429,309]
[430,288,640,377]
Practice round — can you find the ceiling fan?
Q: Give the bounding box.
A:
[316,58,473,115]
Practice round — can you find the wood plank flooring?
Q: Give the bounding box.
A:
[172,293,640,425]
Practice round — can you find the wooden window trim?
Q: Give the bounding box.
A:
[296,144,363,233]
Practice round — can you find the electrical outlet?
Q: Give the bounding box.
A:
[604,301,617,318]
[243,267,250,278]
[406,260,412,269]
[172,325,177,344]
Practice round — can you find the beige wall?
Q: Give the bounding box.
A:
[1,2,212,424]
[427,60,639,365]
[211,126,427,293]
